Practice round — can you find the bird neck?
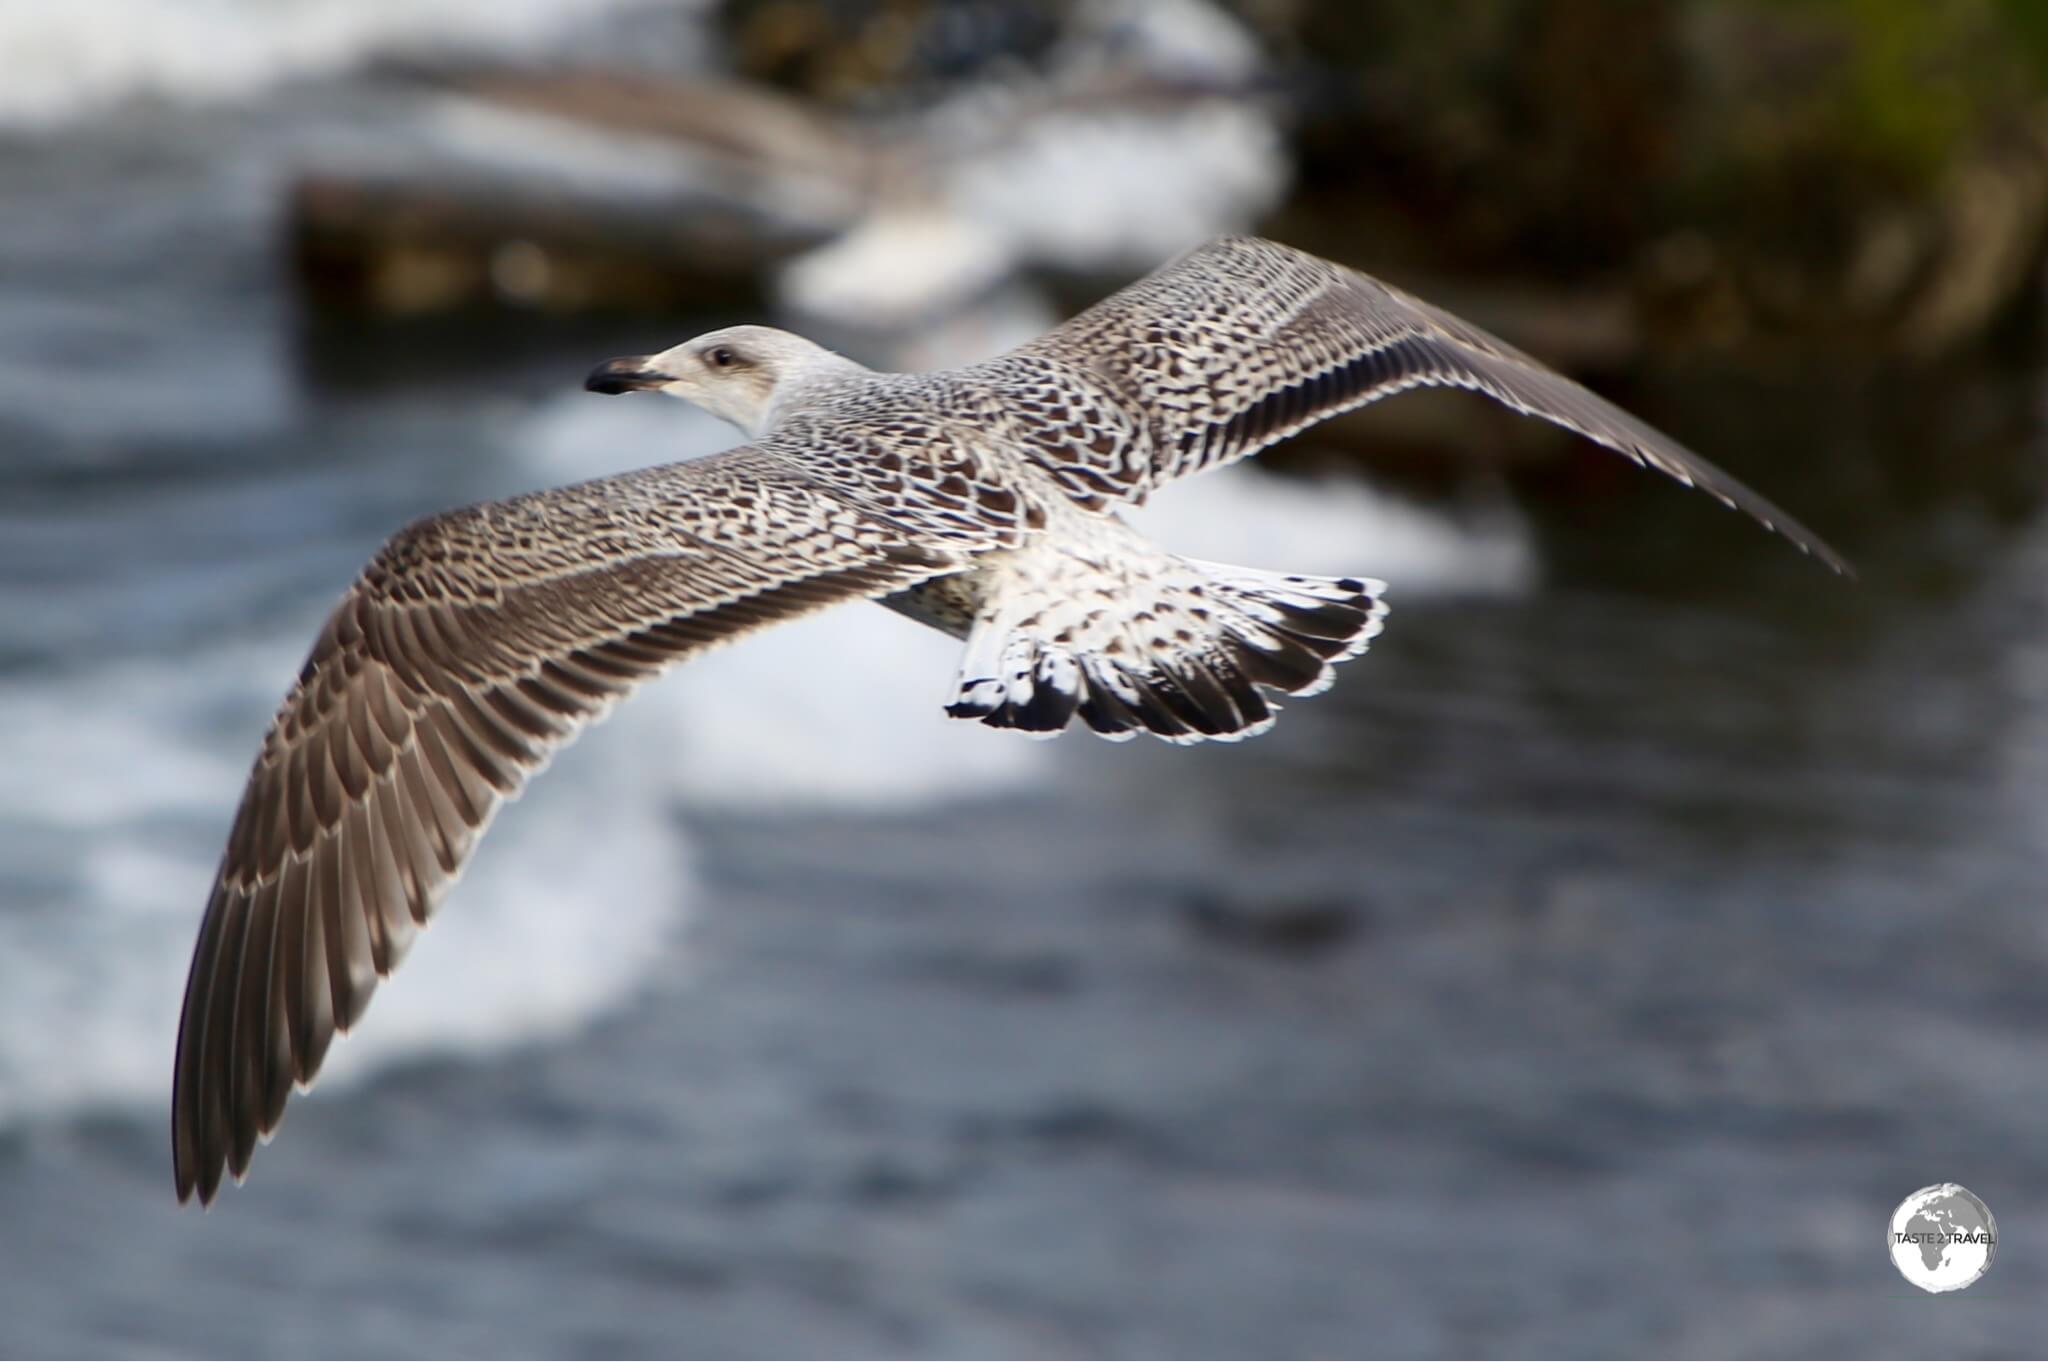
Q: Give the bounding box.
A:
[757,352,874,436]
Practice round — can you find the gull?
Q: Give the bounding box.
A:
[171,236,1847,1203]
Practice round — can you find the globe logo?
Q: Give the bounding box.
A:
[1887,1184,1997,1293]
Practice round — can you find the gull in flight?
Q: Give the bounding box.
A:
[171,236,1847,1203]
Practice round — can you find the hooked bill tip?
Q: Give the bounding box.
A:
[584,357,666,395]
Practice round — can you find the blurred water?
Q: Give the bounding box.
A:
[4,16,2048,1359]
[0,0,704,128]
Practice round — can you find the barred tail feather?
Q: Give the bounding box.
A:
[946,558,1387,744]
[1186,561,1389,699]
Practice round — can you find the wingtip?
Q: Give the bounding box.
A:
[174,1163,216,1208]
[172,1111,234,1207]
[1794,533,1857,581]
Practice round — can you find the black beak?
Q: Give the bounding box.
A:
[584,356,668,394]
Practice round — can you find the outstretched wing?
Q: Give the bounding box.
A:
[1004,236,1848,574]
[173,444,963,1204]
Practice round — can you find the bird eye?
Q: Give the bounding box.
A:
[707,346,737,369]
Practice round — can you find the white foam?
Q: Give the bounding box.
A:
[0,0,697,129]
[778,100,1287,331]
[313,716,686,1089]
[0,638,685,1126]
[1127,464,1535,595]
[777,209,1017,333]
[774,0,1285,327]
[947,100,1289,275]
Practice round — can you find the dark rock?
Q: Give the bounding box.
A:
[1180,890,1363,956]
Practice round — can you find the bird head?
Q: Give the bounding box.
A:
[583,325,856,438]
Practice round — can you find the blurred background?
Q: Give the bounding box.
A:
[3,0,2047,1355]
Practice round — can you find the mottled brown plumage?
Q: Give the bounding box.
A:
[175,237,1844,1204]
[974,238,1848,570]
